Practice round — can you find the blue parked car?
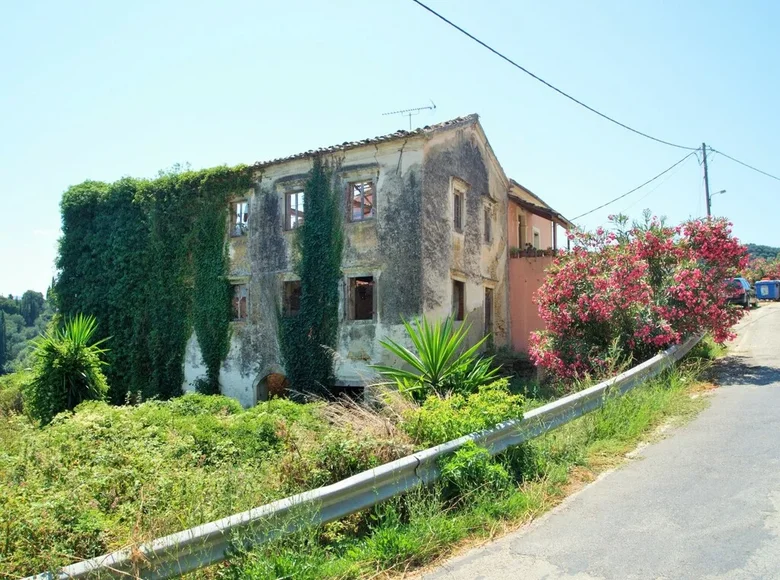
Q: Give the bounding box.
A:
[726,277,756,309]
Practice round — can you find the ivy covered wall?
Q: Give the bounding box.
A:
[56,166,252,402]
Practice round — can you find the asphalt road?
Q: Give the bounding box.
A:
[419,302,780,580]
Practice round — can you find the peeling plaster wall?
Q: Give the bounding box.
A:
[420,123,509,350]
[184,139,428,404]
[184,121,518,406]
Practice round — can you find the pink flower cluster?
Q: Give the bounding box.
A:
[530,216,748,382]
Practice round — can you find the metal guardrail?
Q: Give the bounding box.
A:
[30,335,701,579]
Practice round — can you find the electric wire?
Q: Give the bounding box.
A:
[571,152,697,221]
[708,148,780,182]
[410,0,698,151]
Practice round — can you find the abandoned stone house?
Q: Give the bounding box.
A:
[183,114,572,406]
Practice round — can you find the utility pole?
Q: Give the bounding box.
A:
[702,142,711,218]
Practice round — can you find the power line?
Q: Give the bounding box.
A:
[618,152,692,214]
[409,0,698,151]
[571,152,697,221]
[708,148,780,182]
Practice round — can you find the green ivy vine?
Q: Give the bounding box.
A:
[278,157,344,396]
[56,165,252,402]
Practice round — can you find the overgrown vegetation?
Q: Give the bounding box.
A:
[56,166,252,401]
[0,290,54,374]
[225,350,716,579]
[0,337,721,578]
[278,156,344,396]
[23,314,109,425]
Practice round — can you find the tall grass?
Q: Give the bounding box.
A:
[226,358,710,579]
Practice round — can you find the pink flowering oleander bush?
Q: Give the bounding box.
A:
[744,256,780,283]
[530,212,749,382]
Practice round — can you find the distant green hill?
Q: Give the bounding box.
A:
[746,244,780,260]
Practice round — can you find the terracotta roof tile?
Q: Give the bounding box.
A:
[252,114,479,169]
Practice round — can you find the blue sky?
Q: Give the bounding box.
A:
[2,0,778,296]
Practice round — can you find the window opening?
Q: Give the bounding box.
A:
[283,281,301,315]
[349,181,375,221]
[452,280,465,321]
[286,190,305,230]
[231,200,249,237]
[232,284,248,321]
[349,276,375,320]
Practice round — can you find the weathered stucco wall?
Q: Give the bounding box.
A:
[420,123,509,349]
[184,118,521,406]
[184,138,429,404]
[508,256,553,352]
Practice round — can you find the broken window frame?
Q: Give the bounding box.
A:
[230,200,249,237]
[231,283,249,322]
[347,276,376,321]
[348,180,375,222]
[282,280,301,316]
[285,190,305,230]
[452,280,465,321]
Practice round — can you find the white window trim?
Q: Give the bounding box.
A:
[450,177,469,234]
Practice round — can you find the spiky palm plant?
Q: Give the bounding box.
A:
[24,314,109,424]
[372,316,499,401]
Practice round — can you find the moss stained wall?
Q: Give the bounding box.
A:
[420,122,510,347]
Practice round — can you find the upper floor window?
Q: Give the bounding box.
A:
[349,181,375,221]
[286,190,305,230]
[483,207,492,243]
[518,213,527,247]
[232,283,249,321]
[454,190,464,232]
[231,200,249,237]
[532,227,541,250]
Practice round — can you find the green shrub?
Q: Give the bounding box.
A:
[372,316,499,401]
[0,371,28,415]
[0,394,328,575]
[401,379,525,447]
[280,430,410,492]
[24,314,109,424]
[440,441,511,497]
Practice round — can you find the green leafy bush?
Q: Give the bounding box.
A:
[440,441,511,496]
[0,371,27,415]
[0,393,324,575]
[401,379,525,447]
[280,430,411,493]
[24,314,109,424]
[373,316,499,401]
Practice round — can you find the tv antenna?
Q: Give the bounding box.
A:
[382,101,437,131]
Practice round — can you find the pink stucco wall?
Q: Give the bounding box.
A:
[507,203,554,250]
[509,256,554,352]
[527,213,553,250]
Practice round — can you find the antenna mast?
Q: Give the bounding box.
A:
[382,101,437,130]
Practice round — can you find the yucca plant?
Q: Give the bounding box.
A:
[372,316,499,401]
[24,314,110,424]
